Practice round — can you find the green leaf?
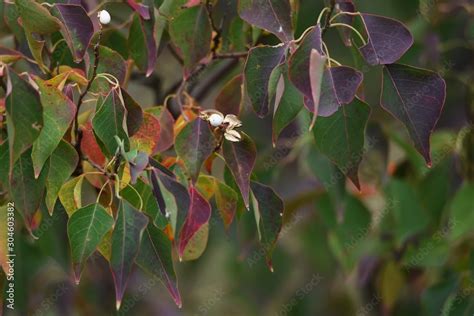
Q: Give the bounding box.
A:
[136,223,182,307]
[214,181,238,231]
[175,118,215,182]
[244,45,286,117]
[15,0,61,34]
[129,10,157,76]
[272,64,304,145]
[181,223,208,261]
[4,67,43,170]
[31,78,76,178]
[250,180,283,271]
[110,200,148,310]
[386,179,429,244]
[10,149,47,234]
[67,203,114,283]
[312,98,370,189]
[121,179,168,229]
[169,5,212,74]
[449,183,474,241]
[223,132,256,208]
[59,175,84,216]
[92,88,129,156]
[45,140,79,214]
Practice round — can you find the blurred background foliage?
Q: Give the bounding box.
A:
[0,0,473,315]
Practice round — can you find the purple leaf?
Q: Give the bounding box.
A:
[130,152,149,184]
[238,0,294,43]
[178,187,211,260]
[223,132,256,208]
[110,200,149,310]
[244,45,286,117]
[126,0,150,20]
[288,25,323,101]
[359,13,413,65]
[381,63,446,165]
[250,180,283,272]
[175,118,216,182]
[318,66,363,117]
[52,4,94,62]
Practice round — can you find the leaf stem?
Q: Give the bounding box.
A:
[330,23,367,45]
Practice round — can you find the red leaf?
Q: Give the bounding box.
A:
[80,121,106,167]
[178,187,211,260]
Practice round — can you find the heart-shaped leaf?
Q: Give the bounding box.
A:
[4,68,43,169]
[31,78,76,178]
[244,45,286,117]
[238,0,294,43]
[381,63,446,165]
[68,203,114,283]
[250,180,283,271]
[312,98,370,189]
[359,13,413,65]
[92,88,129,156]
[110,200,149,310]
[223,132,256,208]
[137,223,182,307]
[52,4,94,62]
[129,11,157,77]
[45,140,79,214]
[178,187,211,260]
[175,118,216,182]
[169,5,212,74]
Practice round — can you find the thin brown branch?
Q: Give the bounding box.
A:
[214,52,248,59]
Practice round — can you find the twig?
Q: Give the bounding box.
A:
[214,52,248,59]
[73,29,102,175]
[321,0,336,36]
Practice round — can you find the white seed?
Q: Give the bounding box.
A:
[98,10,111,25]
[209,113,224,126]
